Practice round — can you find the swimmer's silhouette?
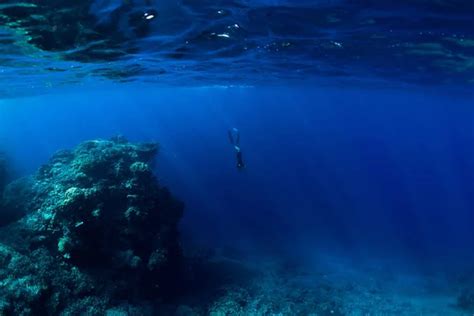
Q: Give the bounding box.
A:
[228,128,245,170]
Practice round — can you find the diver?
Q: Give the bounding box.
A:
[228,128,245,170]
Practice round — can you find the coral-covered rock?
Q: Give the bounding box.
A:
[0,152,6,195]
[0,138,184,314]
[0,152,19,226]
[0,245,103,315]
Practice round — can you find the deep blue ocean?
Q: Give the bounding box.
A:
[1,0,474,315]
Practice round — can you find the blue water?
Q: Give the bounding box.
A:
[1,0,474,314]
[2,86,474,264]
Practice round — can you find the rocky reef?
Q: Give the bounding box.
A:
[0,151,13,225]
[0,151,7,197]
[0,138,346,315]
[1,137,465,315]
[0,137,184,315]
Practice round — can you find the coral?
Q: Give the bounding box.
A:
[0,245,100,315]
[206,272,344,316]
[0,152,7,195]
[0,152,20,226]
[0,138,184,314]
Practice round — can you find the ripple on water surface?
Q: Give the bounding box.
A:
[0,0,473,95]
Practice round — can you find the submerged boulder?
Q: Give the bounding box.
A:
[0,152,18,226]
[0,137,184,314]
[0,152,6,194]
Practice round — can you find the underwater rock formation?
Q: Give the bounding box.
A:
[0,152,7,196]
[0,152,16,225]
[0,137,184,315]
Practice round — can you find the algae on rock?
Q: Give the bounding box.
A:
[0,137,184,315]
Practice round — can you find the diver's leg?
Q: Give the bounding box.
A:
[235,131,240,146]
